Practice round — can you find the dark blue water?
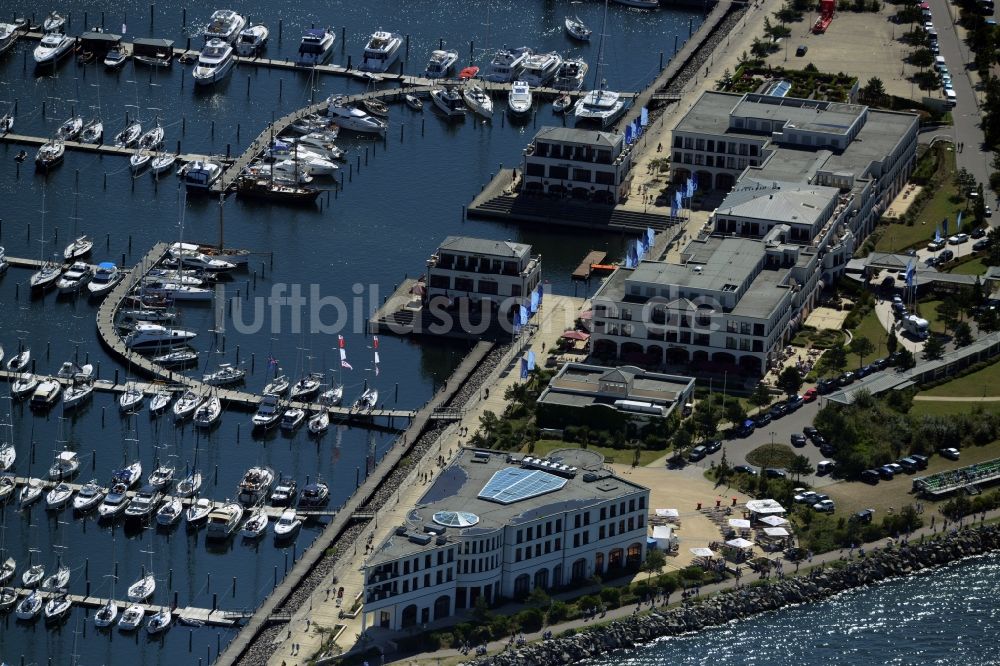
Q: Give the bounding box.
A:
[0,1,704,663]
[617,553,1000,666]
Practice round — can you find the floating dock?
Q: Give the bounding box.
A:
[572,250,608,280]
[0,131,229,166]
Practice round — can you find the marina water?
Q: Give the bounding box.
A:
[0,0,701,662]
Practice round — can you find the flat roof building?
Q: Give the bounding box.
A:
[520,126,636,203]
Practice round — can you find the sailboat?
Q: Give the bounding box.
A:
[573,0,627,128]
[94,573,119,627]
[63,175,92,260]
[0,404,15,472]
[30,191,63,291]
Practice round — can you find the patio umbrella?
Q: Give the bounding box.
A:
[759,515,788,526]
[728,518,751,529]
[725,538,755,549]
[690,547,716,558]
[560,330,590,341]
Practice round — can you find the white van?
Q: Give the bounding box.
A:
[945,89,957,106]
[934,55,947,71]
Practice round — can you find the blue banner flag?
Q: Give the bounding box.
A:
[675,190,683,210]
[536,282,544,304]
[934,226,942,242]
[640,106,649,126]
[520,358,529,379]
[686,178,695,198]
[646,227,655,246]
[670,201,678,218]
[691,173,699,190]
[634,118,642,138]
[956,210,963,232]
[530,289,540,314]
[527,351,536,371]
[519,305,529,326]
[905,259,915,288]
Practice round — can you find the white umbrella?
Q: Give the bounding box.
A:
[759,515,788,526]
[728,518,751,529]
[690,547,716,558]
[655,508,680,518]
[763,527,790,537]
[725,538,755,549]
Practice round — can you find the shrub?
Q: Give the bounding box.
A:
[599,587,621,608]
[547,600,569,624]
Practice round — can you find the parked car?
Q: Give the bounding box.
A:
[986,205,993,217]
[939,249,954,262]
[898,457,918,473]
[940,447,961,460]
[973,238,990,252]
[812,433,828,447]
[688,446,707,462]
[796,44,808,56]
[817,460,836,475]
[705,439,723,454]
[861,469,880,484]
[733,464,758,476]
[851,508,875,524]
[813,499,836,513]
[735,419,756,438]
[794,490,818,504]
[887,462,904,476]
[948,233,969,245]
[786,394,805,411]
[803,387,818,403]
[820,443,835,457]
[817,378,838,395]
[927,239,946,252]
[872,357,890,371]
[764,468,787,479]
[855,365,871,379]
[754,412,772,427]
[971,226,987,239]
[803,426,818,439]
[838,372,855,386]
[791,433,807,447]
[910,453,929,470]
[878,465,896,480]
[770,402,789,419]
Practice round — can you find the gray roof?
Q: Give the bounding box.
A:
[673,91,749,137]
[366,448,646,566]
[132,37,174,47]
[731,267,792,318]
[731,94,865,136]
[822,110,917,177]
[534,126,622,148]
[438,236,531,259]
[628,237,764,293]
[716,178,837,226]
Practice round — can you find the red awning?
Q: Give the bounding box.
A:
[561,330,590,341]
[579,310,593,320]
[410,283,426,295]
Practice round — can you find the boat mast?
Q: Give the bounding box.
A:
[592,0,611,96]
[217,192,224,251]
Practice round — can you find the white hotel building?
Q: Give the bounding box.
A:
[361,448,649,631]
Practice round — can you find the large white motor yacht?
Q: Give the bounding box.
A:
[192,39,236,85]
[204,9,246,44]
[518,52,562,87]
[295,28,335,66]
[33,32,73,65]
[482,46,532,83]
[507,81,533,117]
[183,160,224,190]
[359,30,402,72]
[124,323,197,351]
[326,97,387,134]
[553,58,589,91]
[424,49,458,79]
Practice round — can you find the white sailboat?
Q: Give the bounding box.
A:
[574,0,626,128]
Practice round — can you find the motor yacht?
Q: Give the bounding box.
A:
[206,502,243,540]
[55,261,93,294]
[519,52,562,86]
[270,477,297,506]
[252,393,283,429]
[104,46,129,69]
[147,465,175,491]
[430,87,466,119]
[237,466,274,505]
[424,49,458,78]
[97,483,131,519]
[235,23,268,56]
[462,85,494,117]
[43,12,66,33]
[124,485,162,522]
[359,30,402,72]
[87,262,123,296]
[125,323,197,351]
[553,58,589,91]
[483,46,531,83]
[326,97,387,135]
[0,23,20,56]
[405,94,423,111]
[183,160,224,190]
[192,38,235,85]
[33,32,73,66]
[295,27,335,66]
[30,379,62,409]
[72,480,106,512]
[280,407,305,431]
[273,510,302,540]
[112,462,143,489]
[565,15,592,41]
[507,81,532,116]
[298,481,329,507]
[203,9,246,44]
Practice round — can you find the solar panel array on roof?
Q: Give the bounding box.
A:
[478,467,567,505]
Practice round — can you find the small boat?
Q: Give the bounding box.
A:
[0,22,19,57]
[138,125,164,150]
[124,485,162,522]
[319,385,344,407]
[35,140,65,171]
[353,387,379,414]
[240,506,268,538]
[0,556,14,585]
[483,46,532,83]
[130,150,151,172]
[48,451,80,481]
[118,603,144,631]
[103,46,129,69]
[156,496,183,526]
[295,27,335,66]
[63,378,94,410]
[565,15,592,41]
[45,482,74,509]
[462,85,494,118]
[458,65,479,80]
[298,481,329,507]
[147,465,175,490]
[280,408,305,431]
[118,384,144,412]
[41,564,70,590]
[55,261,94,294]
[112,462,143,488]
[273,510,302,540]
[269,477,297,506]
[359,30,403,72]
[57,361,93,381]
[507,81,532,116]
[289,373,323,400]
[263,375,290,396]
[33,32,73,66]
[553,58,589,91]
[97,483,131,519]
[19,478,43,507]
[12,374,38,399]
[149,388,173,414]
[151,153,176,175]
[152,349,199,367]
[404,94,423,111]
[203,363,245,386]
[87,262,123,296]
[237,466,274,505]
[362,98,389,117]
[147,608,172,634]
[185,497,213,525]
[235,23,268,57]
[0,114,11,134]
[80,118,103,144]
[0,442,13,472]
[0,475,15,501]
[64,235,94,260]
[206,502,244,539]
[114,120,142,148]
[94,599,119,627]
[430,87,466,119]
[127,574,155,602]
[307,410,329,435]
[7,349,30,372]
[203,9,247,44]
[44,593,72,623]
[553,93,572,113]
[22,564,45,588]
[424,48,458,79]
[193,394,222,428]
[30,379,62,410]
[72,480,107,512]
[56,116,83,141]
[15,591,42,620]
[175,469,203,498]
[0,586,18,612]
[43,12,66,33]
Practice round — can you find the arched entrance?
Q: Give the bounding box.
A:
[401,604,418,629]
[666,347,689,364]
[692,350,709,363]
[740,355,763,375]
[672,167,691,184]
[646,344,664,365]
[595,552,605,576]
[534,568,549,590]
[715,172,736,191]
[593,338,617,360]
[609,548,624,569]
[695,170,712,191]
[552,564,563,587]
[514,574,530,598]
[571,558,587,581]
[434,595,451,621]
[621,341,644,362]
[712,352,736,365]
[627,543,643,566]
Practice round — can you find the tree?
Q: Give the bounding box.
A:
[887,330,899,355]
[825,345,848,373]
[641,548,667,580]
[908,47,934,70]
[777,366,803,396]
[955,167,977,194]
[848,336,875,369]
[788,454,816,482]
[953,321,974,347]
[974,183,987,222]
[750,382,772,414]
[897,348,916,369]
[988,227,1000,267]
[697,402,722,441]
[937,299,961,334]
[922,335,945,360]
[724,400,748,427]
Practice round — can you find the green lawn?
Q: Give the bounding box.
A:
[915,299,948,334]
[949,256,987,276]
[850,309,892,365]
[908,400,1000,416]
[920,358,1000,397]
[745,443,799,470]
[529,438,666,467]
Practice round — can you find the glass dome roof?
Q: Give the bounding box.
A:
[432,511,480,528]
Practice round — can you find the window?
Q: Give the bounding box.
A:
[740,338,752,351]
[673,136,682,148]
[707,140,715,152]
[525,163,545,177]
[629,499,635,512]
[477,280,498,295]
[628,517,634,531]
[599,526,606,539]
[695,138,705,151]
[555,538,561,551]
[573,168,592,182]
[556,519,562,531]
[684,137,694,149]
[584,513,591,526]
[429,275,450,289]
[595,171,615,185]
[573,534,580,548]
[740,322,751,335]
[574,515,581,529]
[454,277,474,292]
[404,561,410,575]
[527,527,533,541]
[548,165,569,180]
[727,320,739,333]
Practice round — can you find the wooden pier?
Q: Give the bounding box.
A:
[0,131,230,165]
[572,250,608,280]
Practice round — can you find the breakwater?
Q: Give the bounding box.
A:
[464,524,1000,666]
